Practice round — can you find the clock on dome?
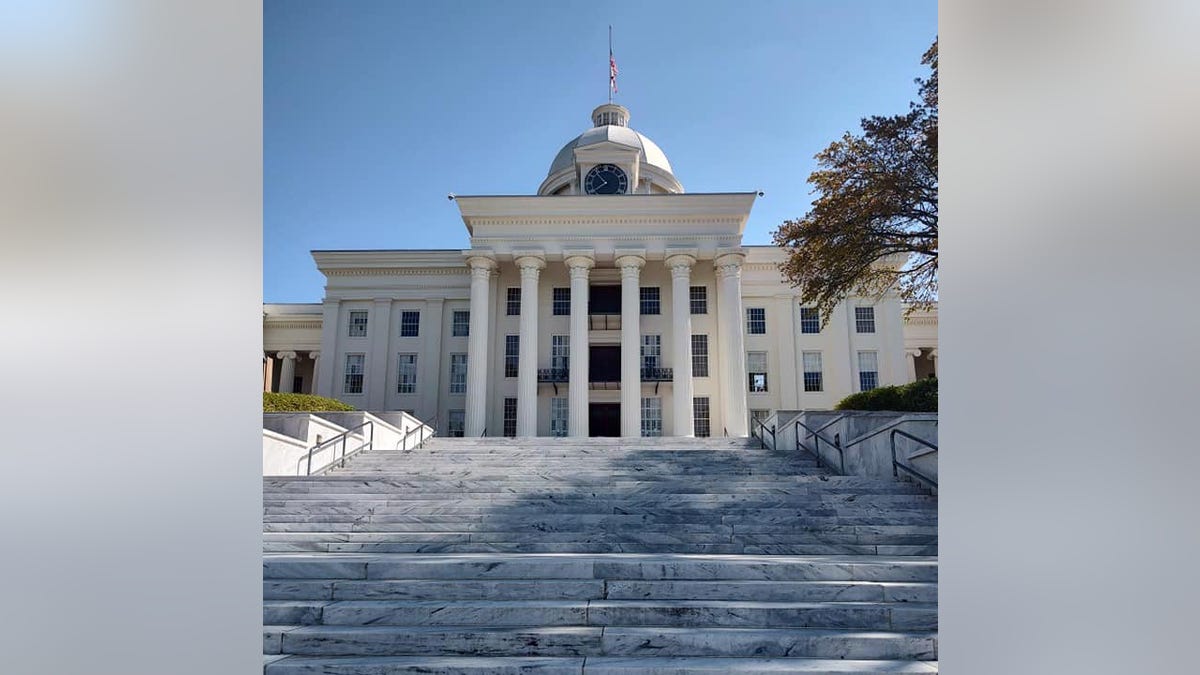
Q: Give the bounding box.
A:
[584,163,629,195]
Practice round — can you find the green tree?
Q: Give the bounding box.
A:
[773,39,937,321]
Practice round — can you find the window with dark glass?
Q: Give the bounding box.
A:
[639,287,660,315]
[746,307,766,334]
[504,335,519,378]
[400,311,420,337]
[552,287,570,315]
[800,307,820,334]
[690,286,707,314]
[506,288,521,316]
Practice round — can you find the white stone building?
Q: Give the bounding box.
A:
[264,102,936,437]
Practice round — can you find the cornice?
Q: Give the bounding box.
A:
[470,215,743,228]
[324,267,470,277]
[263,320,322,330]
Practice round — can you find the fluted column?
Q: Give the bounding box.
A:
[906,349,922,382]
[263,354,273,393]
[716,251,748,437]
[276,351,297,393]
[666,253,696,437]
[616,253,645,437]
[565,253,594,437]
[928,349,938,378]
[515,253,545,436]
[308,352,320,394]
[464,254,497,437]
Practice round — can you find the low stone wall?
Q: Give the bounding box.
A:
[766,409,938,491]
[263,411,435,476]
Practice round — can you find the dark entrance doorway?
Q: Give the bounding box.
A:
[589,403,620,437]
[589,345,621,384]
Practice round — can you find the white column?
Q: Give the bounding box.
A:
[315,299,340,397]
[715,251,748,437]
[616,253,645,437]
[366,298,392,410]
[515,253,545,436]
[308,352,320,394]
[906,349,922,382]
[276,351,297,393]
[565,253,594,438]
[263,354,274,392]
[420,298,444,423]
[464,254,497,437]
[928,349,938,377]
[667,253,696,437]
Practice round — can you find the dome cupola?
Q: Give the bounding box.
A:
[538,103,683,196]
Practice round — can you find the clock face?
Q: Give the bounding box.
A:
[584,164,629,195]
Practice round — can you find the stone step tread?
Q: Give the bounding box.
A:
[264,655,938,674]
[273,624,937,658]
[263,553,937,582]
[263,579,935,602]
[264,544,938,556]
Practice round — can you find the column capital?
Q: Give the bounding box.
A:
[614,253,646,272]
[514,252,547,271]
[564,253,595,271]
[308,351,321,360]
[276,351,297,360]
[665,253,697,277]
[714,249,746,275]
[906,349,923,359]
[928,349,938,359]
[464,250,499,273]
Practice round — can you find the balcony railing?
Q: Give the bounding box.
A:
[587,313,621,330]
[640,367,673,382]
[537,368,569,383]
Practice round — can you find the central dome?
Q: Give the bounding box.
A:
[539,104,682,195]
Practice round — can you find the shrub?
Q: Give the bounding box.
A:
[835,377,937,412]
[264,392,355,412]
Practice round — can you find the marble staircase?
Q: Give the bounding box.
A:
[264,436,938,673]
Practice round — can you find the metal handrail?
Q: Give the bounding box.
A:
[794,418,845,474]
[302,420,373,476]
[890,429,938,489]
[398,419,434,451]
[843,417,937,450]
[750,417,775,449]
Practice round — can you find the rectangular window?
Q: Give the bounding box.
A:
[802,351,823,392]
[506,288,521,316]
[641,397,663,437]
[855,306,876,334]
[800,307,820,334]
[858,351,879,391]
[448,409,465,437]
[400,310,420,337]
[449,353,468,394]
[551,335,569,371]
[504,335,519,378]
[747,351,768,392]
[451,310,470,337]
[550,397,569,437]
[503,397,517,437]
[690,286,707,314]
[641,334,661,372]
[691,334,709,377]
[746,307,766,334]
[397,353,418,394]
[640,287,660,315]
[348,311,368,337]
[693,396,711,438]
[552,287,570,315]
[343,353,365,394]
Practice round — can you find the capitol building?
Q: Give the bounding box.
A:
[263,102,937,438]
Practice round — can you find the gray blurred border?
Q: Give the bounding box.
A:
[0,2,263,673]
[941,0,1200,672]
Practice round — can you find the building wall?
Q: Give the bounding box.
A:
[264,249,927,435]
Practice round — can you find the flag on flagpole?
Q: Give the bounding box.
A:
[609,26,618,96]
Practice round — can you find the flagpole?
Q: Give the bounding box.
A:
[608,25,613,104]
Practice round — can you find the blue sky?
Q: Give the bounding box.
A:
[265,0,937,302]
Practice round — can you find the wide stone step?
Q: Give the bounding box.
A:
[261,531,935,547]
[263,510,937,527]
[263,554,938,582]
[264,654,938,674]
[271,625,936,659]
[265,598,935,630]
[263,542,937,556]
[264,578,935,603]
